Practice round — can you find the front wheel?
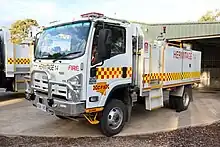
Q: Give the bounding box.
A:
[100,99,126,137]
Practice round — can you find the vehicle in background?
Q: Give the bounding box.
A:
[0,26,40,93]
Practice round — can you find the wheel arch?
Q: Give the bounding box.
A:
[104,84,132,122]
[105,84,131,106]
[170,84,193,99]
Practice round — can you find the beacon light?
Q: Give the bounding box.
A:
[80,12,104,18]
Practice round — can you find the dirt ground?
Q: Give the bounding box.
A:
[0,89,220,146]
[1,90,220,138]
[1,121,220,147]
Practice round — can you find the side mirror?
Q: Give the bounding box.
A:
[97,29,112,61]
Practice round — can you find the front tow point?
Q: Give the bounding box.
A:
[47,99,54,107]
[30,94,36,100]
[25,93,35,101]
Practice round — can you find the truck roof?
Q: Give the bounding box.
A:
[43,12,131,30]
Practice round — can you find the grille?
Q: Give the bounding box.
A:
[33,78,67,97]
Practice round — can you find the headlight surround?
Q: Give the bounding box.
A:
[69,76,81,86]
[66,74,82,101]
[67,74,82,87]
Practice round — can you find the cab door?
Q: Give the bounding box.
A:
[86,21,132,109]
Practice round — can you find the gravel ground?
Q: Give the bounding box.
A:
[1,121,220,147]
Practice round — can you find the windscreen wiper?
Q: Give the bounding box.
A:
[52,51,82,63]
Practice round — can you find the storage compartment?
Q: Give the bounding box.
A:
[139,42,201,96]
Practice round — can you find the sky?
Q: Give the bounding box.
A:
[1,0,220,26]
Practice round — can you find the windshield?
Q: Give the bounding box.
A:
[35,21,91,59]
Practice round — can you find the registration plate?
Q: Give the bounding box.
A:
[36,103,47,112]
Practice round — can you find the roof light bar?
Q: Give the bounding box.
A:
[80,12,104,18]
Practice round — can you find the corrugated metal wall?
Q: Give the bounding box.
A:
[137,22,220,41]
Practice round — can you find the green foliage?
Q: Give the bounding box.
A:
[10,19,39,44]
[199,9,220,22]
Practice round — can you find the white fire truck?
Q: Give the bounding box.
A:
[24,12,201,137]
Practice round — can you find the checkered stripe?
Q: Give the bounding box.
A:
[181,72,191,79]
[126,67,132,78]
[7,58,14,64]
[168,73,182,81]
[143,72,200,83]
[96,67,132,79]
[7,58,30,64]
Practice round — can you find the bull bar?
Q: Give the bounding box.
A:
[24,70,85,116]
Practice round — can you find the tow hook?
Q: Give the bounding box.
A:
[25,92,35,101]
[47,99,54,107]
[30,94,35,100]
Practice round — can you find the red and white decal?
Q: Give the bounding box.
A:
[173,51,192,60]
[68,65,79,71]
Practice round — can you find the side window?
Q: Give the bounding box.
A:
[110,26,126,57]
[91,24,126,66]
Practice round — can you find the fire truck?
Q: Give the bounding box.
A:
[24,12,201,137]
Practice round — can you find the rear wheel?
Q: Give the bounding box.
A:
[100,99,126,137]
[169,96,176,109]
[176,88,191,112]
[182,89,191,110]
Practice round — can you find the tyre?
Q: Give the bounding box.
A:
[176,88,191,112]
[169,96,176,109]
[100,99,126,137]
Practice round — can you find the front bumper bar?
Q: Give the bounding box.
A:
[24,70,85,116]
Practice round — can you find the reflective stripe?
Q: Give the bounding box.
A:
[143,72,200,83]
[7,58,31,64]
[96,67,132,79]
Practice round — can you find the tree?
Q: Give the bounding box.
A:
[199,9,220,22]
[10,19,39,44]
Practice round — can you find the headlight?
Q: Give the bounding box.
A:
[66,74,82,101]
[67,74,82,87]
